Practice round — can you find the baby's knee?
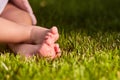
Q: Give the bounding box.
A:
[1,3,33,25]
[20,11,32,25]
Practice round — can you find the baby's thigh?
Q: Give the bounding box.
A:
[1,3,32,25]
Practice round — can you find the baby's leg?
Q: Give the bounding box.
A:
[0,3,36,57]
[1,3,59,44]
[10,44,40,57]
[0,17,32,43]
[0,3,61,58]
[0,18,58,44]
[1,2,32,25]
[9,43,61,58]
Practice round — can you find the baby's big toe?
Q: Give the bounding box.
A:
[51,26,58,34]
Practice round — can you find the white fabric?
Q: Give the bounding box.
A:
[0,0,9,14]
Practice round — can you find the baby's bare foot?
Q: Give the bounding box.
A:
[29,26,59,44]
[38,43,61,59]
[9,44,40,57]
[9,43,61,59]
[45,26,59,45]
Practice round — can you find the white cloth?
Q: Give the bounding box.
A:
[0,0,9,14]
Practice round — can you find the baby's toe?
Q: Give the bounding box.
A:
[54,44,61,57]
[50,26,58,34]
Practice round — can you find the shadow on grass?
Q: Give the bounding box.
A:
[30,0,120,33]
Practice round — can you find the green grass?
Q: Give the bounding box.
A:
[0,0,120,80]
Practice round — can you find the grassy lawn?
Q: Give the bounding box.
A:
[0,0,120,80]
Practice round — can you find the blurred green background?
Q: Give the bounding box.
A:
[0,1,120,80]
[30,0,120,32]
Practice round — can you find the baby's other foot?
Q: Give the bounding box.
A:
[9,43,61,59]
[38,42,61,59]
[9,44,40,57]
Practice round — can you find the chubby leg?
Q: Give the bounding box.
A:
[0,2,32,25]
[0,3,61,58]
[1,3,59,44]
[0,17,32,43]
